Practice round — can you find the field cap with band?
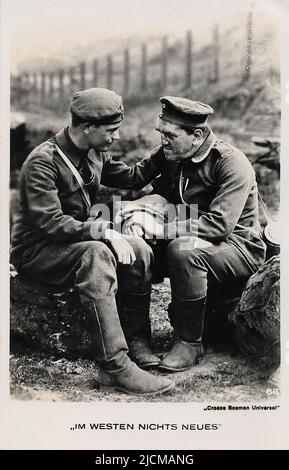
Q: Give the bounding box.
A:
[159,96,214,127]
[71,87,124,125]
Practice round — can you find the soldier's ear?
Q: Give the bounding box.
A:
[83,123,90,135]
[193,129,203,140]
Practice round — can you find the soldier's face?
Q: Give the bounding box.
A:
[86,123,121,151]
[156,120,199,161]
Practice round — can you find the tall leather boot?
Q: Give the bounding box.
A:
[83,296,173,395]
[159,297,206,372]
[117,292,160,369]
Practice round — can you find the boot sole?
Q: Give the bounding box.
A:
[114,380,175,396]
[159,357,202,372]
[98,367,174,396]
[138,361,161,369]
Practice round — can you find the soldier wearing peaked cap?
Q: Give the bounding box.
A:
[119,95,266,371]
[10,87,175,396]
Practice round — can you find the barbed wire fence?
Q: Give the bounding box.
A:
[12,10,279,112]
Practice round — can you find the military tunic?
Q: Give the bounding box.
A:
[150,129,266,299]
[10,128,164,303]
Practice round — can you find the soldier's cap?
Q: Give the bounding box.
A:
[159,96,214,127]
[71,87,124,125]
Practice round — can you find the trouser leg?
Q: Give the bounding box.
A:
[20,240,173,394]
[21,241,128,371]
[117,237,153,341]
[166,237,255,301]
[159,236,255,371]
[117,238,160,368]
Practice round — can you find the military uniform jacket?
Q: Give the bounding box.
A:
[10,128,164,269]
[151,129,266,270]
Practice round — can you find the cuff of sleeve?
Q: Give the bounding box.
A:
[81,220,112,241]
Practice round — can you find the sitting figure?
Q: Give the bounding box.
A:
[118,96,266,372]
[10,87,174,396]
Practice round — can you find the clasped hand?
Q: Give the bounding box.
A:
[115,205,165,240]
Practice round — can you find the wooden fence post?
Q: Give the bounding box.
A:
[185,30,193,89]
[244,9,253,80]
[213,24,220,83]
[32,73,38,92]
[33,74,39,99]
[141,44,147,91]
[69,66,75,87]
[161,37,168,90]
[123,48,130,95]
[80,62,86,90]
[107,55,113,89]
[27,73,33,89]
[49,72,54,99]
[92,60,98,87]
[58,69,64,98]
[41,71,46,103]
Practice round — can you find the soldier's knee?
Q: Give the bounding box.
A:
[76,241,118,298]
[83,241,117,267]
[166,237,194,261]
[166,237,204,269]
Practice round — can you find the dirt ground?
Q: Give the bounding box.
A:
[10,282,279,403]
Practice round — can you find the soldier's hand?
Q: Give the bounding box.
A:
[122,221,144,238]
[142,221,164,239]
[114,204,143,224]
[124,214,164,239]
[103,228,136,265]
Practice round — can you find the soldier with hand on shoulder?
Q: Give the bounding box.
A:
[10,87,174,396]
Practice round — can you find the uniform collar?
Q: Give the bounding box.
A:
[55,127,88,167]
[190,129,216,163]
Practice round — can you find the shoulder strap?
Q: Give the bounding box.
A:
[55,144,91,207]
